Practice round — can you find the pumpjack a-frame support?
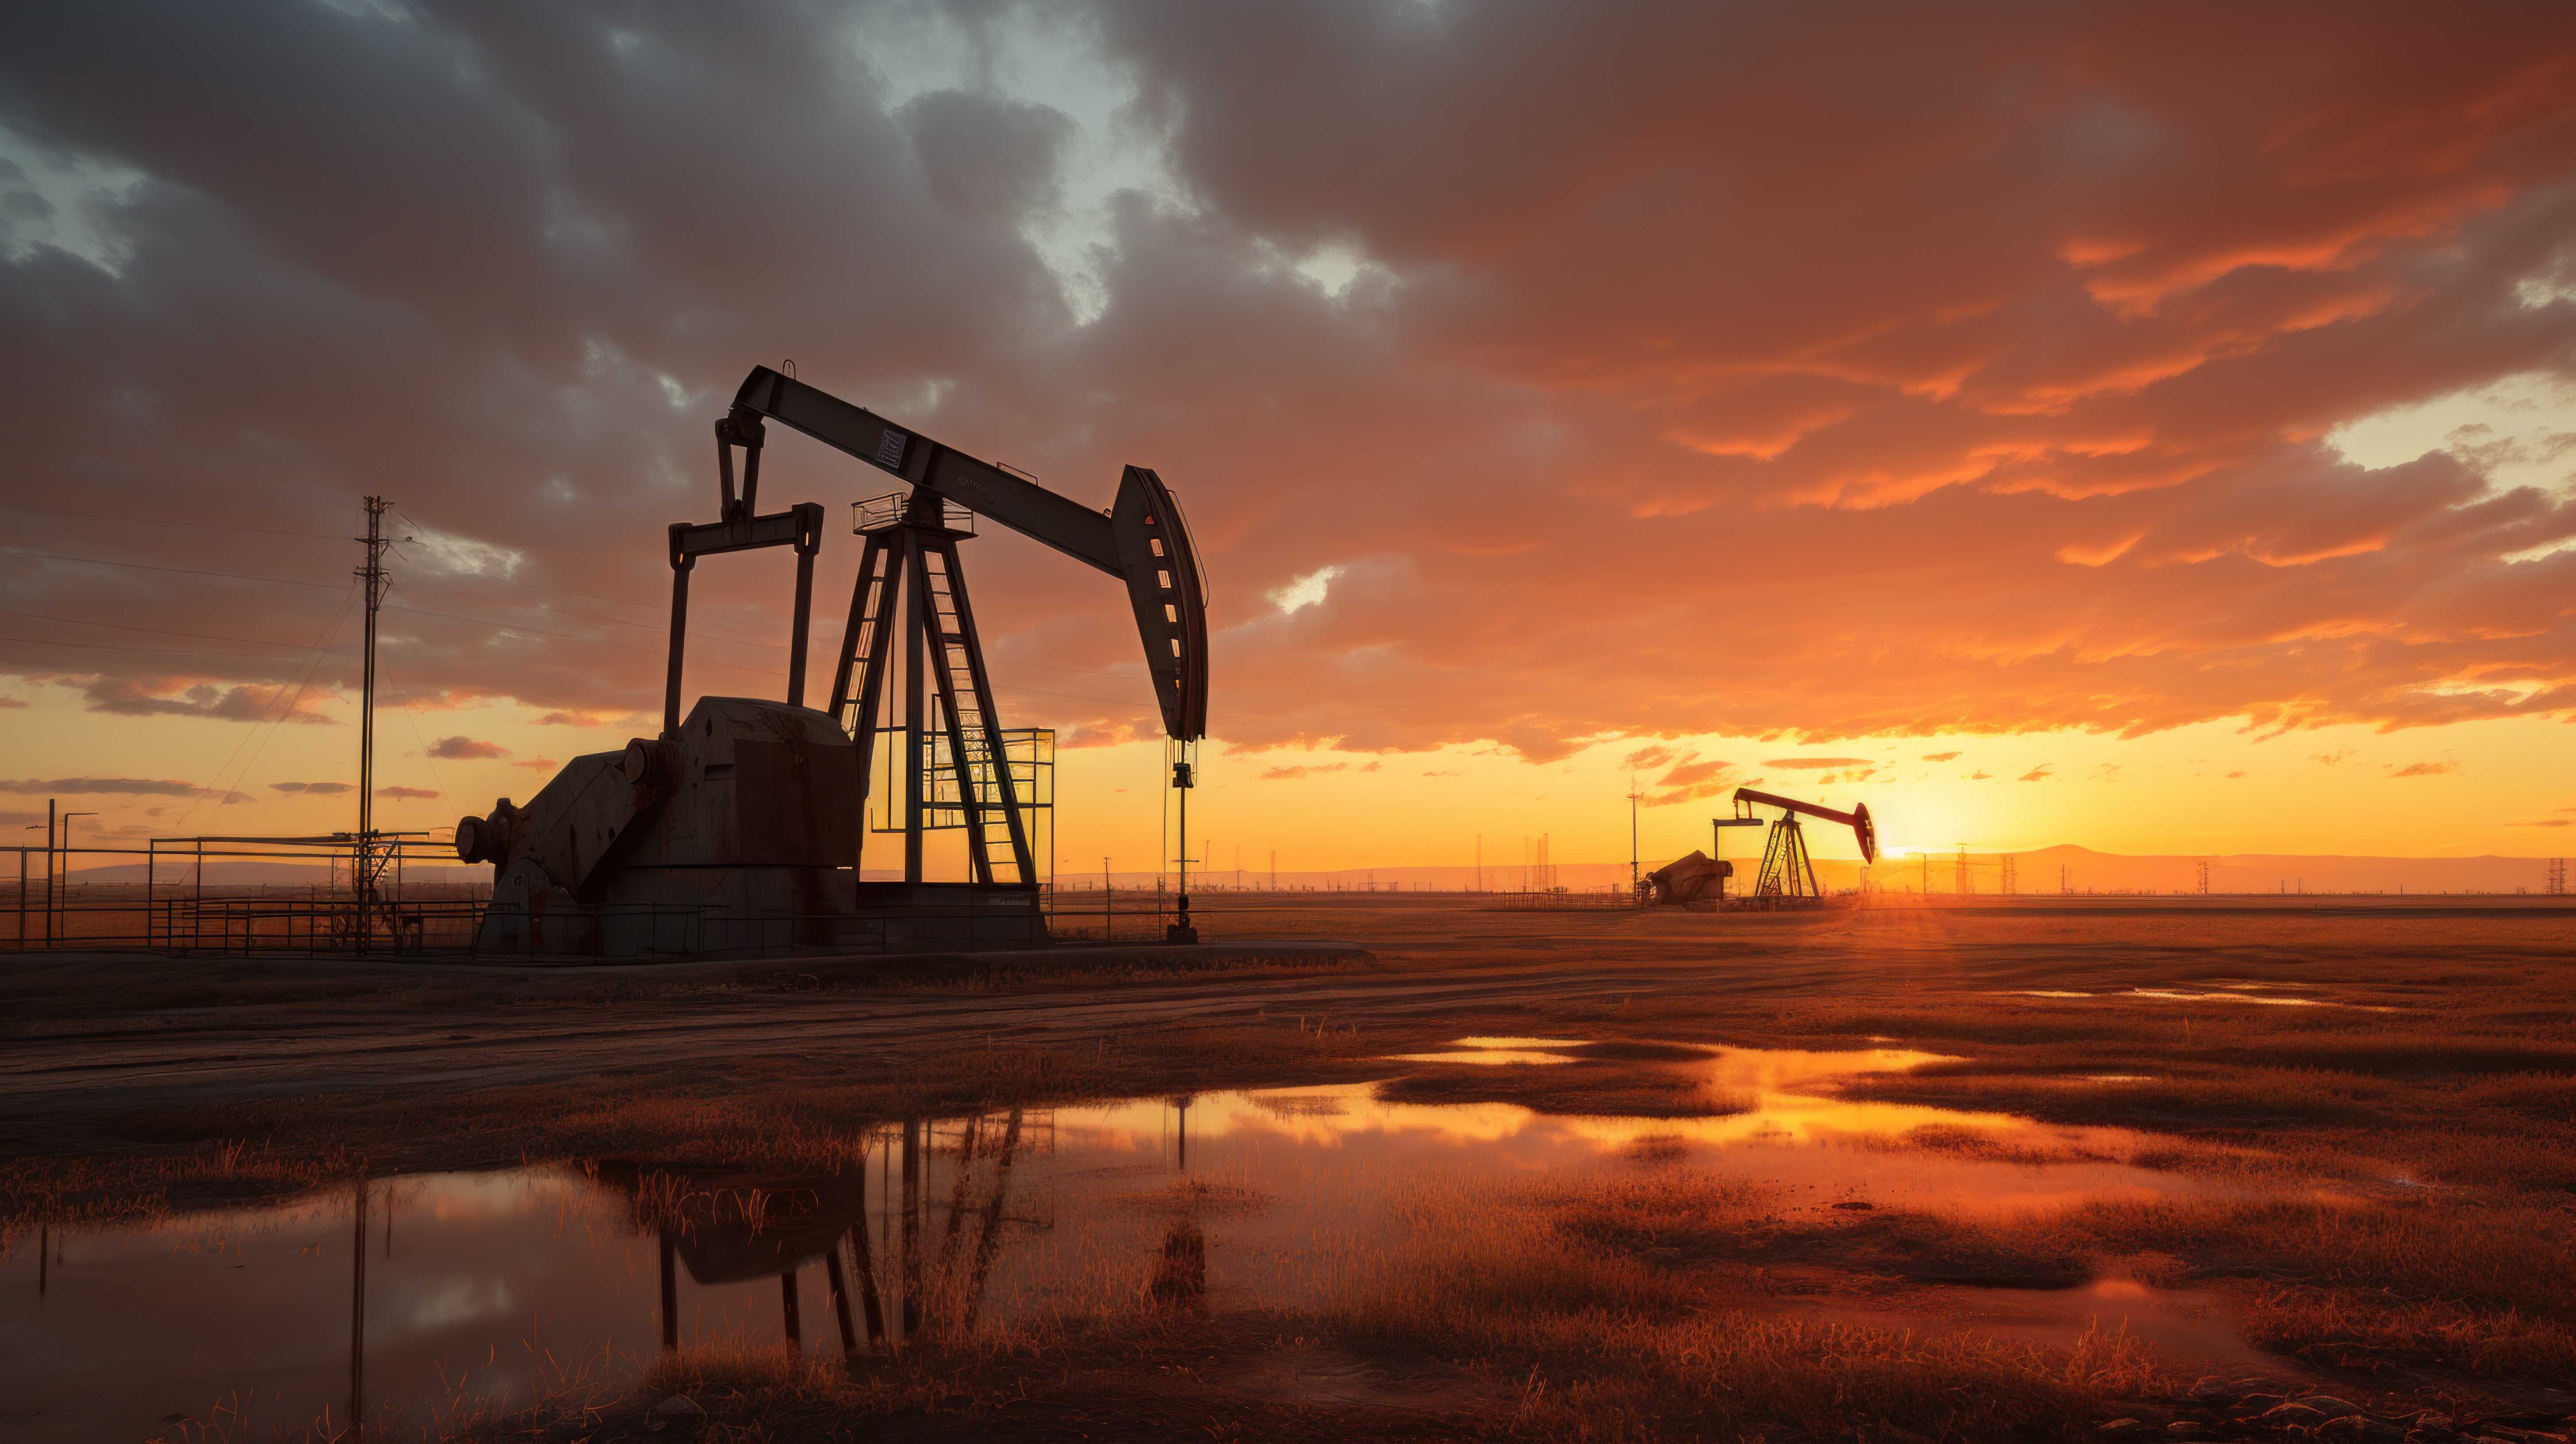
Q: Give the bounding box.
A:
[1753,812,1822,905]
[828,490,1036,888]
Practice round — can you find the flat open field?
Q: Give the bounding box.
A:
[4,897,2573,1443]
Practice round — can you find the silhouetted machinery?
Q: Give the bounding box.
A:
[1732,787,1876,906]
[1644,851,1732,906]
[458,366,1209,956]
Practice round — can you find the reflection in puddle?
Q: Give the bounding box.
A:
[2128,988,2319,1006]
[1,1048,2256,1441]
[1384,1049,1580,1065]
[2009,987,2390,1011]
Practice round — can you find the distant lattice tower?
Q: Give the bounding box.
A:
[1955,844,1971,896]
[2549,857,2568,896]
[1998,854,2018,895]
[2196,859,2211,895]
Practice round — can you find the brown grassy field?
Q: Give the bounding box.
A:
[9,895,2575,1442]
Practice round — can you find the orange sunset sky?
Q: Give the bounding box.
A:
[4,3,2575,879]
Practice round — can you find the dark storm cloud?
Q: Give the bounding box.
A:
[2,0,2575,762]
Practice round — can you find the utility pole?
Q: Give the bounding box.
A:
[1474,834,1481,894]
[1627,778,1643,899]
[43,799,55,949]
[354,496,394,953]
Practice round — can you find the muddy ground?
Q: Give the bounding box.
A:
[5,895,2574,1442]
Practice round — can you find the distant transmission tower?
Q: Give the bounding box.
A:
[2549,857,2568,896]
[2196,859,2211,895]
[1954,844,1971,896]
[1999,855,2017,895]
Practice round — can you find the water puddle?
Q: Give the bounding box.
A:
[1384,1049,1579,1065]
[2,1047,2266,1440]
[2006,987,2392,1011]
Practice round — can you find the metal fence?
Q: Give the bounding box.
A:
[1486,887,1643,910]
[0,865,1299,960]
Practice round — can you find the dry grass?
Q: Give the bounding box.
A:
[0,1137,359,1256]
[1550,1171,2097,1291]
[1326,1176,2169,1442]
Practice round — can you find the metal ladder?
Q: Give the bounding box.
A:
[920,545,1032,884]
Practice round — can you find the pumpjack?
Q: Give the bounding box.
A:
[457,365,1209,956]
[1732,787,1875,907]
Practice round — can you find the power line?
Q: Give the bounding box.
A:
[0,503,349,540]
[176,587,361,833]
[0,633,345,659]
[4,549,345,589]
[0,607,324,650]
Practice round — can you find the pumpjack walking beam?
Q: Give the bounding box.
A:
[726,366,1208,742]
[716,367,1211,911]
[1732,787,1876,905]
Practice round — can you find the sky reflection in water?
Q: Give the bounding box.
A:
[1,1045,2237,1441]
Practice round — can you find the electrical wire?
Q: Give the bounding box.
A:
[0,607,325,650]
[174,587,360,834]
[4,549,346,589]
[0,634,327,659]
[0,503,349,540]
[208,591,363,824]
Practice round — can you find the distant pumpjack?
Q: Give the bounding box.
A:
[1731,788,1876,907]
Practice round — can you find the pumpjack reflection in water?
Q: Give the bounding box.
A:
[1148,1095,1207,1312]
[604,1109,1046,1360]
